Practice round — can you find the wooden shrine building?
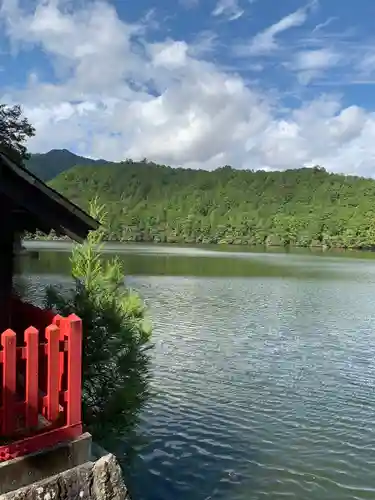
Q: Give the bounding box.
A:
[0,146,99,328]
[0,146,99,464]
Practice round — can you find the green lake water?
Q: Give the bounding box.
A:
[22,242,375,500]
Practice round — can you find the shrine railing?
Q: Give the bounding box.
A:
[0,313,83,461]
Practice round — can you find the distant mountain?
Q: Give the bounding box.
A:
[48,160,375,249]
[26,149,375,250]
[25,149,113,181]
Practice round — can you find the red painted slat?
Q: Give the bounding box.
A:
[2,329,16,435]
[0,311,83,456]
[0,423,82,462]
[25,327,39,429]
[66,315,82,426]
[53,315,65,392]
[46,325,60,422]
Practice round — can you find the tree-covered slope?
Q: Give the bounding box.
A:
[26,149,112,181]
[49,161,375,248]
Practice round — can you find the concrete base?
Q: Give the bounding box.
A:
[0,454,130,500]
[0,433,92,495]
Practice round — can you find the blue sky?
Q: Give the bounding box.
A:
[1,0,375,175]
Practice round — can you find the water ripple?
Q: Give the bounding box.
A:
[124,272,375,500]
[24,255,375,500]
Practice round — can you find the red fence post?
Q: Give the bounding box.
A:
[52,315,65,391]
[46,325,60,422]
[66,315,82,426]
[0,311,84,463]
[25,327,39,429]
[2,329,16,436]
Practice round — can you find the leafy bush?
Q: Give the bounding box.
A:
[44,198,153,446]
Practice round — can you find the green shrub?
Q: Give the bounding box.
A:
[44,198,153,447]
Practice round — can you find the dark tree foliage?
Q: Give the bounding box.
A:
[0,104,35,161]
[41,158,375,250]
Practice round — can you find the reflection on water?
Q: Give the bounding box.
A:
[21,244,375,500]
[22,241,375,280]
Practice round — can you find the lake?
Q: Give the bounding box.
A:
[21,242,375,500]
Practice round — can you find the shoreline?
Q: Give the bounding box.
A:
[22,238,375,254]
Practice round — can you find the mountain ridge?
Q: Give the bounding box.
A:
[26,149,114,181]
[25,148,372,181]
[24,149,375,250]
[40,156,375,249]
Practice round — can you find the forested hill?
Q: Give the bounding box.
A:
[26,149,113,181]
[48,160,375,249]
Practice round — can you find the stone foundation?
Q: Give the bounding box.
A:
[0,433,130,500]
[0,454,130,500]
[0,433,92,495]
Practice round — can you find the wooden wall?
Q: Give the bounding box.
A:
[0,199,15,332]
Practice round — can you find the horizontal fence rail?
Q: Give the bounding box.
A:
[0,312,83,461]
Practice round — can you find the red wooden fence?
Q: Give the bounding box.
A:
[0,313,83,462]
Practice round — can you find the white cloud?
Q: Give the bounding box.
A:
[293,49,339,71]
[1,0,375,176]
[235,2,315,56]
[356,51,375,79]
[312,16,337,33]
[212,0,244,21]
[151,41,189,69]
[289,48,342,84]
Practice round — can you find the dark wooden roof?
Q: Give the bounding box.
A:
[0,148,100,242]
